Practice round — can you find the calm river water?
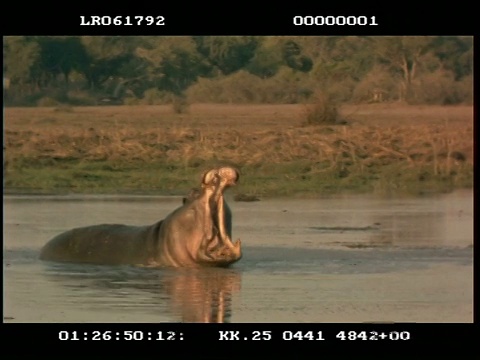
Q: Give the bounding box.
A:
[3,190,473,323]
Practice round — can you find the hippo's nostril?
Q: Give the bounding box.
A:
[217,166,240,186]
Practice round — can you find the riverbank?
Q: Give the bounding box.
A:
[4,103,473,197]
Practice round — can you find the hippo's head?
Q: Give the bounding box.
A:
[195,166,242,267]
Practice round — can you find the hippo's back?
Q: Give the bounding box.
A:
[40,223,156,265]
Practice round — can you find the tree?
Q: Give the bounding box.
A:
[373,36,434,102]
[245,37,284,78]
[430,36,473,80]
[3,35,473,106]
[136,36,211,96]
[36,37,90,87]
[4,36,41,91]
[282,40,313,72]
[193,36,259,75]
[80,36,147,91]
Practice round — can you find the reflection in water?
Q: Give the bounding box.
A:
[42,262,241,323]
[165,268,241,322]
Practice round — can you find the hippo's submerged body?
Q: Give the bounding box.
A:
[40,167,242,268]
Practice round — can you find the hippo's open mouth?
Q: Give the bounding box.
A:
[198,167,242,265]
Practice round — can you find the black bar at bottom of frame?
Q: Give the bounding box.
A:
[1,322,476,353]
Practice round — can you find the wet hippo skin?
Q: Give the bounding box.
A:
[39,166,242,268]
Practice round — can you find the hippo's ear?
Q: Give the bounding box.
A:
[188,188,201,198]
[183,188,201,205]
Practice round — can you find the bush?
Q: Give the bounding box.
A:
[453,75,473,105]
[172,96,189,113]
[323,77,357,103]
[53,105,74,113]
[142,88,172,105]
[352,66,400,103]
[66,90,97,106]
[187,67,316,104]
[261,66,314,103]
[123,97,142,105]
[410,70,472,105]
[302,92,338,125]
[36,97,60,107]
[187,70,262,103]
[410,69,458,104]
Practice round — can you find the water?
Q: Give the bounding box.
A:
[3,190,473,323]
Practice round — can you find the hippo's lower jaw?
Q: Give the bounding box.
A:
[198,239,242,267]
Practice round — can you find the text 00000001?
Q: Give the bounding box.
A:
[293,15,378,26]
[80,16,166,26]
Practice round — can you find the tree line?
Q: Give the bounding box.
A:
[3,36,473,106]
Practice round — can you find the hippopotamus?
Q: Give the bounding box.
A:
[39,166,242,268]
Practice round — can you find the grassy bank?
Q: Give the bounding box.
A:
[4,104,473,197]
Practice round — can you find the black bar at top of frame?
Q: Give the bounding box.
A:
[1,4,475,36]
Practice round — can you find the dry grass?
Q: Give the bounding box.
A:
[4,103,473,196]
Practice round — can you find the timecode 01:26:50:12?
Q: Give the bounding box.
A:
[59,330,180,341]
